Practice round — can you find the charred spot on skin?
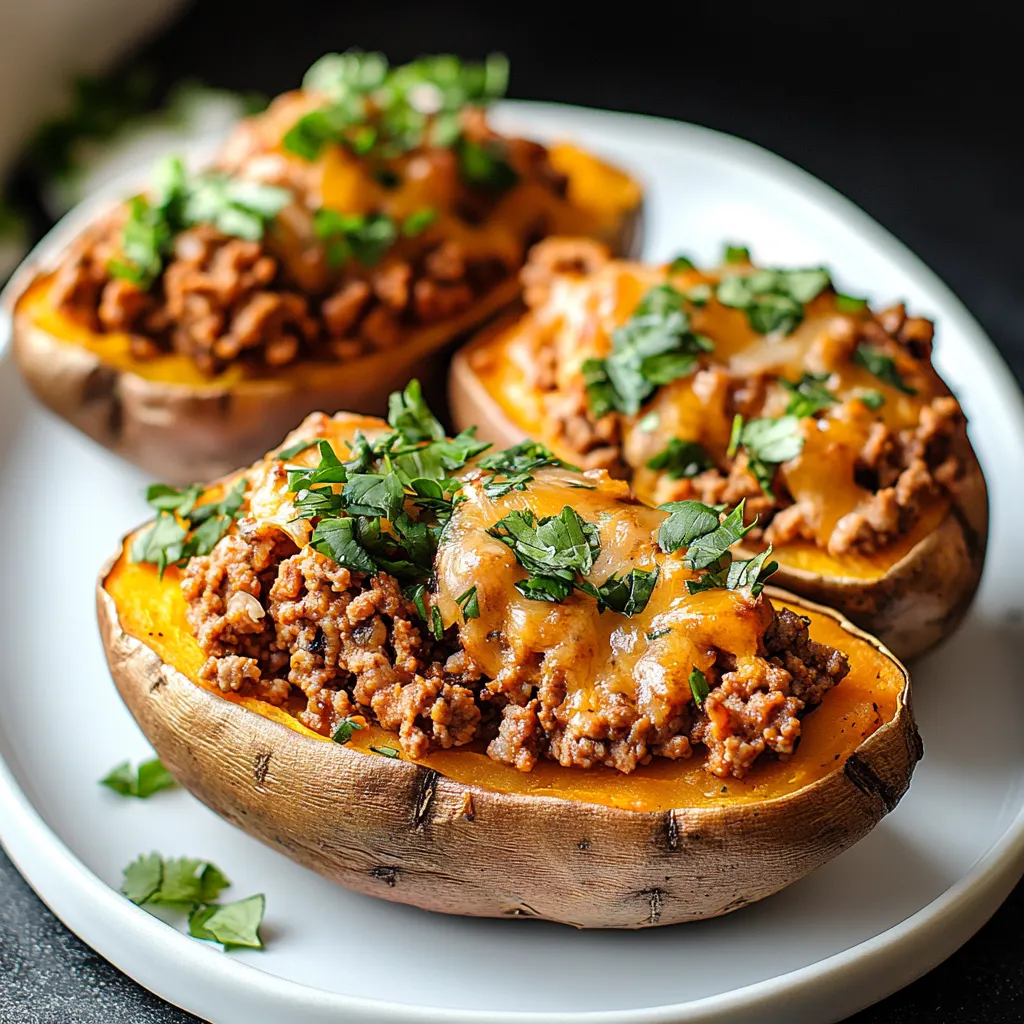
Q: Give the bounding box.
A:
[412,768,439,829]
[253,751,271,786]
[637,888,665,926]
[721,896,751,914]
[369,866,400,887]
[844,752,902,813]
[664,810,681,852]
[503,903,541,917]
[577,839,591,852]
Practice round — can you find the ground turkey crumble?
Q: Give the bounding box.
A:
[181,524,849,779]
[47,107,564,377]
[520,239,969,558]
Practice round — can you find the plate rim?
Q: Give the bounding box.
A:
[1,98,1023,1024]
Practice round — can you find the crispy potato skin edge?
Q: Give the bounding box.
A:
[97,550,918,929]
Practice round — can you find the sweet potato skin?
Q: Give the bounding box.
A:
[448,336,988,663]
[97,550,919,928]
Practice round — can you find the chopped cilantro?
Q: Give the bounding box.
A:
[456,585,480,621]
[371,745,401,758]
[313,209,398,268]
[458,137,519,192]
[723,244,751,264]
[716,266,832,336]
[476,440,572,497]
[646,628,672,641]
[734,416,805,500]
[109,155,289,289]
[402,207,438,237]
[120,853,266,950]
[189,895,265,951]
[657,499,778,598]
[835,293,868,313]
[488,505,655,616]
[859,389,886,411]
[331,717,364,744]
[646,438,712,479]
[100,758,177,799]
[131,477,248,577]
[583,284,715,417]
[275,438,321,461]
[853,344,918,395]
[668,255,696,273]
[285,51,509,163]
[689,667,710,706]
[780,372,836,418]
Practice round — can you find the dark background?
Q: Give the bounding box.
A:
[3,2,1023,1021]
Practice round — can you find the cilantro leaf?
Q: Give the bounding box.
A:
[151,858,231,908]
[387,379,446,443]
[646,438,712,479]
[121,853,163,905]
[188,894,265,951]
[130,513,188,577]
[456,586,480,621]
[716,266,831,336]
[689,667,710,707]
[595,567,659,616]
[457,137,518,192]
[332,717,364,744]
[313,208,398,268]
[723,244,750,264]
[668,255,696,273]
[780,373,836,418]
[310,518,378,575]
[725,544,779,597]
[100,758,177,799]
[586,284,715,417]
[853,343,918,395]
[515,574,576,603]
[835,293,868,313]
[657,500,725,554]
[276,438,321,461]
[489,506,600,579]
[581,358,618,419]
[681,501,756,571]
[371,745,401,758]
[859,389,886,411]
[477,440,571,497]
[341,472,407,520]
[737,416,805,500]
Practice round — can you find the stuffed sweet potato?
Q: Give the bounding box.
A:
[449,240,988,660]
[10,52,641,484]
[97,384,918,928]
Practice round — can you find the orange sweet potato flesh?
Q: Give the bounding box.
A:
[11,142,643,485]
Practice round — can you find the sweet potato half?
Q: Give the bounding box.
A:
[449,248,987,661]
[11,143,640,485]
[96,413,918,929]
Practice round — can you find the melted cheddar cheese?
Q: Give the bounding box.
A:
[103,412,904,812]
[472,258,955,579]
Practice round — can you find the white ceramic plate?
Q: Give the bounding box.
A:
[1,101,1023,1024]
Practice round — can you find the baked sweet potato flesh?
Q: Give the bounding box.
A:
[449,249,987,660]
[97,413,918,928]
[11,128,641,485]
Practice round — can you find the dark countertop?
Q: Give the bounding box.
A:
[2,3,1022,1021]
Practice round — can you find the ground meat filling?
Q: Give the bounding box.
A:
[519,244,968,557]
[46,106,562,377]
[182,531,848,778]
